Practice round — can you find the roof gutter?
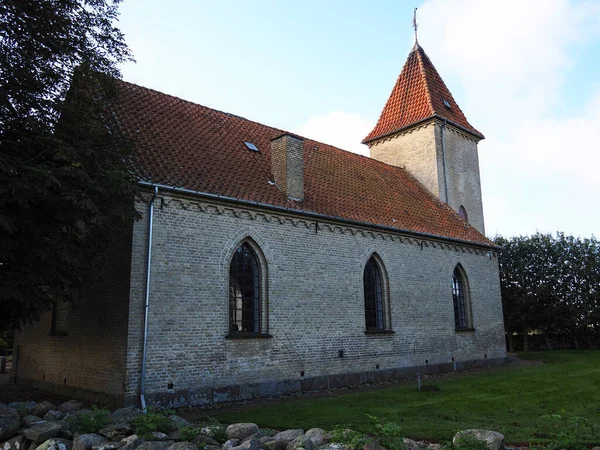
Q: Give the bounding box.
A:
[137,181,499,251]
[140,185,158,412]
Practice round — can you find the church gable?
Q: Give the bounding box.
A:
[109,80,492,247]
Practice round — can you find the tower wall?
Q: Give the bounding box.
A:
[369,120,485,235]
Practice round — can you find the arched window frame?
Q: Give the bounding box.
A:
[227,239,270,338]
[452,264,473,331]
[458,205,468,223]
[363,254,393,334]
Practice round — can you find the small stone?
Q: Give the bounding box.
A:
[35,438,73,450]
[259,437,276,446]
[0,405,22,440]
[3,434,26,450]
[98,424,131,441]
[166,444,197,450]
[453,430,504,450]
[226,425,259,442]
[316,444,352,450]
[44,412,65,422]
[223,440,240,449]
[199,426,224,441]
[32,403,56,419]
[91,443,125,450]
[57,403,82,415]
[305,430,329,448]
[73,435,107,450]
[21,416,43,428]
[205,446,220,450]
[60,431,73,441]
[24,422,66,444]
[136,443,172,450]
[273,431,303,445]
[191,435,219,447]
[119,435,143,450]
[231,439,263,450]
[287,436,313,450]
[8,403,37,417]
[111,409,141,425]
[427,445,444,450]
[362,441,385,450]
[403,439,427,450]
[166,431,181,442]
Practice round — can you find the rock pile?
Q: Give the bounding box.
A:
[1,399,508,450]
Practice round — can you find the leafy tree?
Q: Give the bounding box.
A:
[0,0,139,329]
[494,233,600,351]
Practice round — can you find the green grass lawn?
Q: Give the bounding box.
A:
[213,351,600,444]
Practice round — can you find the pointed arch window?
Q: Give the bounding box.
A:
[228,242,269,337]
[458,205,468,222]
[363,256,393,333]
[452,265,473,330]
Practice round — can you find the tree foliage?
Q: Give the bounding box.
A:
[0,0,139,329]
[494,233,600,351]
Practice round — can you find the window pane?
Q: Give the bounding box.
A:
[364,258,384,330]
[452,267,467,329]
[229,243,261,332]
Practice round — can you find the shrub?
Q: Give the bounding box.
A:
[538,413,597,450]
[331,426,370,450]
[366,414,405,450]
[132,407,174,438]
[68,407,112,434]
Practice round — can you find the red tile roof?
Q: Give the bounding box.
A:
[363,44,484,143]
[109,80,493,247]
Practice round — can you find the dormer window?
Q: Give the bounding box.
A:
[443,99,451,109]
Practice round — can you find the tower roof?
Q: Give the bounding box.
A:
[363,44,484,144]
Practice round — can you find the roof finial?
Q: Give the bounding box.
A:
[412,7,418,44]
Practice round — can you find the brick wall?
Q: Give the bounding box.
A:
[13,226,133,407]
[124,191,506,406]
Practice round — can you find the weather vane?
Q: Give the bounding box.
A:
[413,7,418,43]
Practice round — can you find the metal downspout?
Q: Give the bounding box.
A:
[140,185,158,412]
[441,119,449,203]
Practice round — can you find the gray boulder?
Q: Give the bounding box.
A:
[264,441,286,450]
[60,432,73,441]
[8,402,36,417]
[453,430,504,450]
[91,443,124,450]
[150,433,169,442]
[305,430,328,448]
[259,437,276,446]
[0,405,21,440]
[98,424,131,441]
[119,435,143,450]
[226,425,259,442]
[43,412,65,422]
[287,436,313,450]
[21,416,43,428]
[223,440,241,449]
[24,421,66,444]
[191,435,219,447]
[3,434,26,450]
[57,403,82,415]
[35,439,73,450]
[166,431,181,442]
[316,445,352,450]
[166,416,190,431]
[166,444,197,450]
[205,446,220,450]
[136,443,172,450]
[110,409,141,425]
[273,431,303,446]
[73,434,107,450]
[403,440,428,450]
[231,439,263,450]
[32,403,56,419]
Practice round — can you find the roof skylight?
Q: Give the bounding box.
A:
[244,141,259,152]
[443,99,451,108]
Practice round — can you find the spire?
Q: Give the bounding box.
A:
[363,44,484,144]
[413,7,418,45]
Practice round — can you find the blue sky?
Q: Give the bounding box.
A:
[117,0,600,238]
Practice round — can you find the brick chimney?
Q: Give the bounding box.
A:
[270,134,304,201]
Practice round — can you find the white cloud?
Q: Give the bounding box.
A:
[415,0,600,237]
[296,111,373,156]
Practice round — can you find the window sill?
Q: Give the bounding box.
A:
[226,332,272,339]
[455,327,475,332]
[364,329,395,335]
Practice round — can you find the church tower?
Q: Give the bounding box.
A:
[363,43,486,235]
